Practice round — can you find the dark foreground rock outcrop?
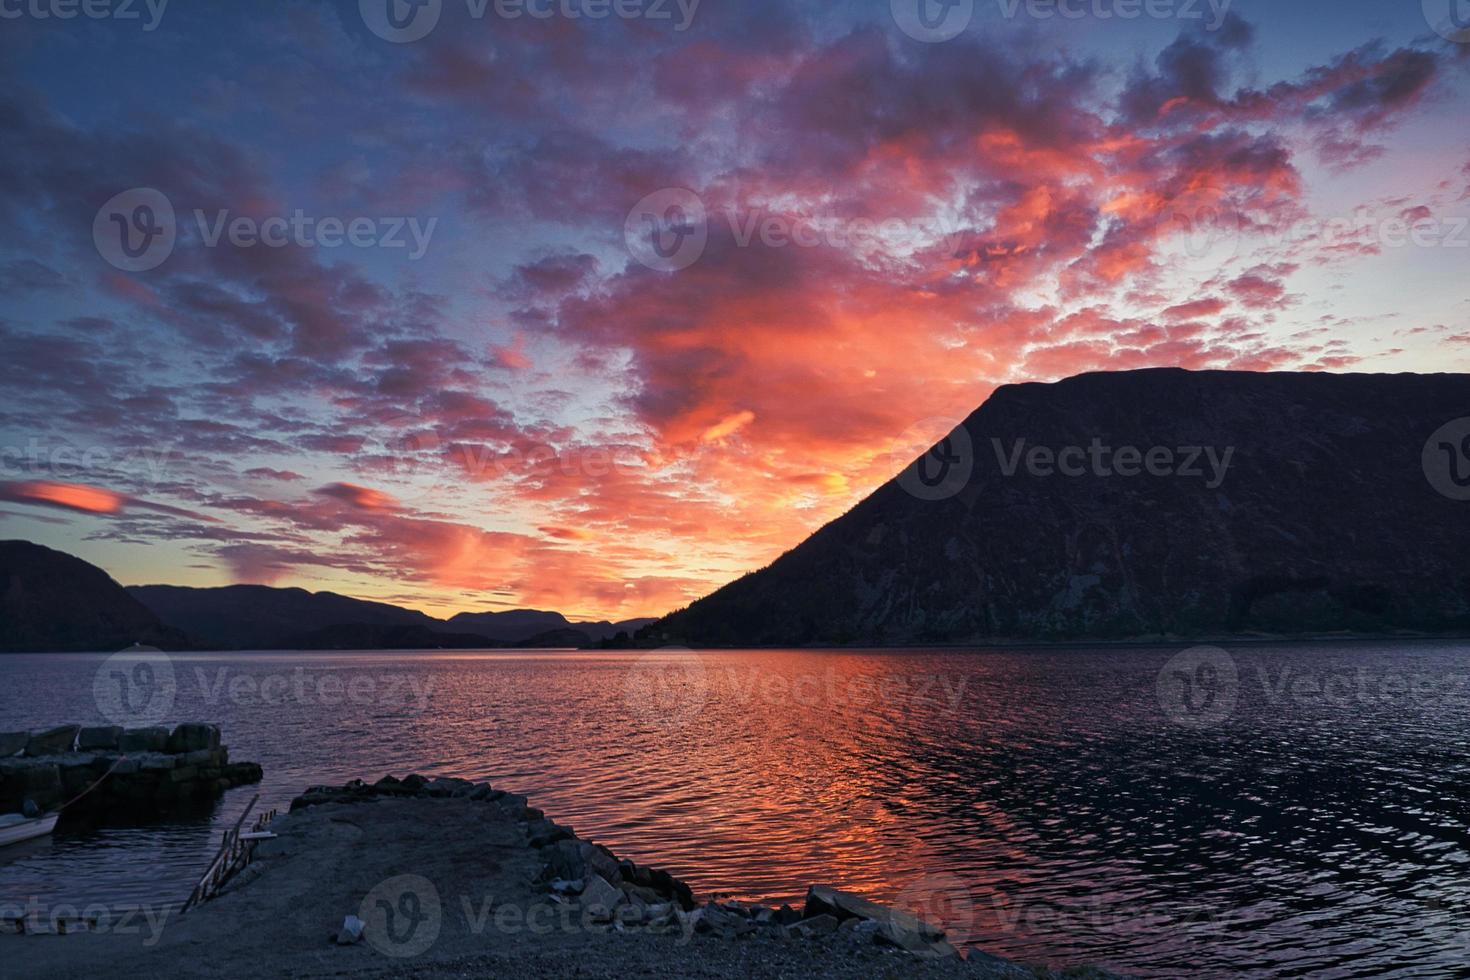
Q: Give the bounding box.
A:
[2,775,1119,979]
[646,368,1470,646]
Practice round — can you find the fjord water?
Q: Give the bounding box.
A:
[2,645,1468,977]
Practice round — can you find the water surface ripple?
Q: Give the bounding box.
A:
[1,644,1467,977]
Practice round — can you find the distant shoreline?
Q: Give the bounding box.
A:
[4,632,1470,655]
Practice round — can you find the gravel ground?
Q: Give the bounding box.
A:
[3,794,1120,979]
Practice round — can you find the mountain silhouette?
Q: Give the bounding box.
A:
[644,369,1470,646]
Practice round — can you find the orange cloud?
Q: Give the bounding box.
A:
[0,481,124,514]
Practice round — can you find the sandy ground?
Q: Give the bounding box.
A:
[3,795,1114,979]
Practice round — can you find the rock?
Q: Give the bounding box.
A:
[222,762,263,785]
[335,915,366,945]
[0,732,30,757]
[647,868,696,910]
[579,842,622,884]
[120,727,169,753]
[621,883,664,905]
[25,725,79,757]
[78,726,123,751]
[773,904,801,926]
[401,774,428,792]
[803,884,945,941]
[543,839,586,882]
[549,878,584,895]
[527,818,574,848]
[427,776,468,797]
[578,874,624,921]
[167,723,220,754]
[496,792,530,819]
[874,921,960,957]
[468,783,499,801]
[795,913,839,937]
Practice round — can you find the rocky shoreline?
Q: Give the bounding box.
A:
[290,775,962,958]
[5,772,1121,979]
[0,723,263,817]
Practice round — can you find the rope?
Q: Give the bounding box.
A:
[54,754,131,812]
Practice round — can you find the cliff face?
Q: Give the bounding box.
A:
[0,540,192,652]
[647,369,1470,646]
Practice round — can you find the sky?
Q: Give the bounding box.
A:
[0,0,1466,621]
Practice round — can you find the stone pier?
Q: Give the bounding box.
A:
[0,723,263,816]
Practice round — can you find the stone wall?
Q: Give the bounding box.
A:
[0,723,263,816]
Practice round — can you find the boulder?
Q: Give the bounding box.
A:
[579,842,622,884]
[543,839,586,881]
[0,732,28,757]
[120,727,169,753]
[222,762,263,785]
[526,818,574,848]
[803,885,945,941]
[0,759,63,811]
[25,725,79,757]
[78,726,123,751]
[874,921,960,957]
[578,874,624,921]
[166,724,220,754]
[647,868,696,910]
[335,915,366,945]
[794,913,839,937]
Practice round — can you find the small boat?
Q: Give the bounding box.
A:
[0,811,59,847]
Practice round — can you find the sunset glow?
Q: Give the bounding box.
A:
[0,2,1466,619]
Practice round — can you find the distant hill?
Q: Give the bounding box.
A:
[0,540,192,651]
[645,369,1470,646]
[126,583,653,650]
[127,584,440,650]
[443,610,653,644]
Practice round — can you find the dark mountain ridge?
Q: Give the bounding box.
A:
[126,584,653,650]
[644,368,1470,646]
[0,540,193,651]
